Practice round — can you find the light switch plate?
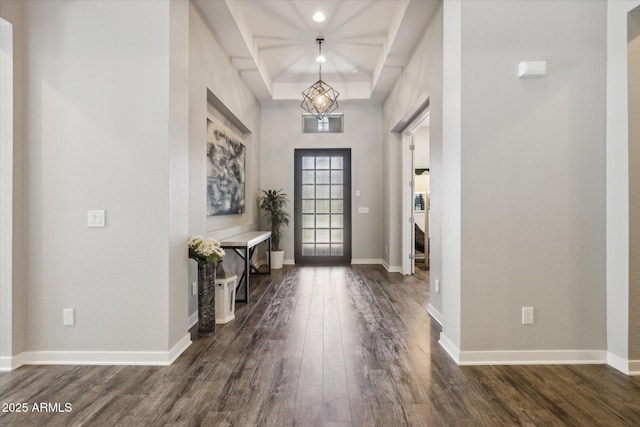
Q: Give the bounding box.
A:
[358,207,369,214]
[88,210,105,227]
[63,308,75,326]
[518,61,547,78]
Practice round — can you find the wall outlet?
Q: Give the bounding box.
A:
[522,307,534,325]
[63,308,75,326]
[435,279,440,294]
[191,282,197,296]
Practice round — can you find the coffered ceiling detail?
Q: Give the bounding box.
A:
[195,0,440,104]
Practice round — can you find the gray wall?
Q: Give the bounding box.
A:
[459,0,607,351]
[187,2,262,322]
[17,0,188,354]
[606,0,640,369]
[383,3,443,314]
[260,102,382,263]
[0,0,26,364]
[629,7,640,361]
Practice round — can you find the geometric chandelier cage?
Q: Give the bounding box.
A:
[301,38,340,120]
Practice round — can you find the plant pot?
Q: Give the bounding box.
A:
[271,250,285,269]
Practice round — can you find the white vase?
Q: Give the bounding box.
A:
[271,250,285,269]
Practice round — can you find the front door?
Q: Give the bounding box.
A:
[294,149,352,264]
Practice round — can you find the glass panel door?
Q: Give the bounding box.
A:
[294,149,351,264]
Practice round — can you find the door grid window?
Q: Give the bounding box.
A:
[295,149,351,264]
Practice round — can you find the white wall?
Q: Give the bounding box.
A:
[440,0,462,349]
[188,2,262,319]
[0,16,14,362]
[628,6,640,362]
[382,3,444,313]
[458,0,607,352]
[414,126,430,169]
[19,0,189,358]
[606,0,640,371]
[260,102,382,263]
[168,0,190,347]
[0,0,26,369]
[189,2,260,238]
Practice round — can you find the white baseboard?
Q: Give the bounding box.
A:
[253,258,266,268]
[351,259,382,265]
[284,259,295,265]
[189,311,198,328]
[0,353,25,372]
[607,351,629,374]
[438,333,461,364]
[439,335,607,366]
[168,334,192,364]
[6,334,192,370]
[607,352,640,375]
[427,303,443,326]
[456,349,607,366]
[381,259,402,273]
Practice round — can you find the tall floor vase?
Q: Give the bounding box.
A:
[197,260,217,336]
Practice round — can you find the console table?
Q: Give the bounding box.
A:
[220,231,271,304]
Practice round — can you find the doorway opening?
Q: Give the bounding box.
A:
[401,109,430,275]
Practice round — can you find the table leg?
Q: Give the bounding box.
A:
[268,237,271,274]
[244,247,250,303]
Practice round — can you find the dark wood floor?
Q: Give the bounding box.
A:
[2,265,640,426]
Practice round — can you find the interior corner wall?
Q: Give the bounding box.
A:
[23,0,177,354]
[459,0,607,352]
[382,3,443,305]
[168,0,190,348]
[188,2,262,319]
[0,14,14,361]
[607,0,640,367]
[259,102,382,262]
[628,6,640,361]
[440,0,462,350]
[0,0,26,365]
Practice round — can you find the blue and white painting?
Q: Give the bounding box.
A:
[207,119,245,216]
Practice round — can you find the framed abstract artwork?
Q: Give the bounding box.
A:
[206,118,245,216]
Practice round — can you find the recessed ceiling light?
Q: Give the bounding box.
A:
[352,68,359,74]
[313,12,325,22]
[316,55,326,63]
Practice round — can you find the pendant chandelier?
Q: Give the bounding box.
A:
[301,38,340,120]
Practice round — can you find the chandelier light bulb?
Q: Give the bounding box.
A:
[301,37,340,120]
[313,93,330,109]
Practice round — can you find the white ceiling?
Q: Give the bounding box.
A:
[195,0,440,104]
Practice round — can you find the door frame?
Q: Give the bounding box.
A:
[294,148,352,264]
[401,109,430,275]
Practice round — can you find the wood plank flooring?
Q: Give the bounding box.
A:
[1,265,640,426]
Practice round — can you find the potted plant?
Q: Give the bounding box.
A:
[258,189,290,269]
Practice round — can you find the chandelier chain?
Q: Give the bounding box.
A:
[318,39,322,80]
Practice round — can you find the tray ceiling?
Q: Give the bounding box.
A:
[195,0,440,104]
